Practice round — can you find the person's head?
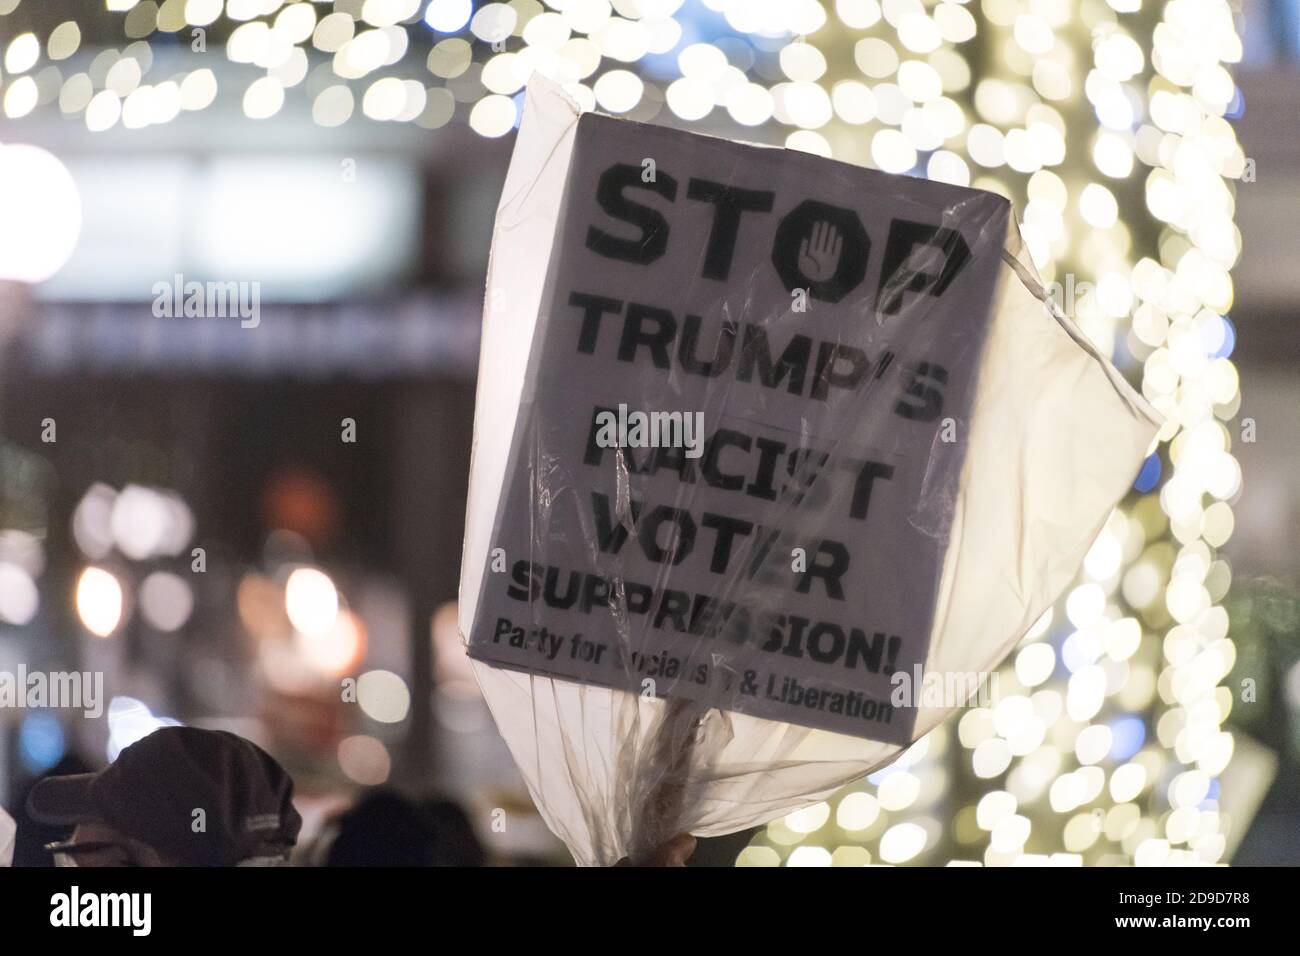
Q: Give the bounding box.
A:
[28,726,301,867]
[323,790,485,867]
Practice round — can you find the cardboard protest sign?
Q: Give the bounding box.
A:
[460,77,1160,864]
[465,97,1007,746]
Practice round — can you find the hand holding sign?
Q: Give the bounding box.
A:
[459,77,1160,865]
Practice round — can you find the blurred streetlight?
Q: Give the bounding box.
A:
[0,143,81,284]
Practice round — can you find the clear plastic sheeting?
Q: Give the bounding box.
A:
[459,77,1160,866]
[0,805,13,867]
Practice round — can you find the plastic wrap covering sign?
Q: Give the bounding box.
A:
[0,806,12,867]
[459,77,1161,865]
[470,90,1004,742]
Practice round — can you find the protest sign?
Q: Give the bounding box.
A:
[465,81,1006,746]
[459,77,1160,864]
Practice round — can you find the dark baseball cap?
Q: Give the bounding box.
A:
[27,726,302,866]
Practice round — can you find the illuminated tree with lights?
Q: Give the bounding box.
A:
[0,0,1246,865]
[674,0,1245,867]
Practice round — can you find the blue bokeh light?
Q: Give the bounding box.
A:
[1134,453,1162,493]
[19,712,65,774]
[1108,715,1146,761]
[1213,315,1236,359]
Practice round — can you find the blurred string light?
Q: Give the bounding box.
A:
[294,606,367,674]
[716,0,1244,867]
[0,0,1245,865]
[0,460,58,637]
[108,484,194,561]
[75,565,124,638]
[139,570,195,632]
[357,668,411,723]
[338,732,392,784]
[249,562,369,692]
[237,550,406,788]
[284,565,339,638]
[241,550,405,781]
[67,483,198,636]
[0,0,687,133]
[0,143,81,283]
[0,529,43,625]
